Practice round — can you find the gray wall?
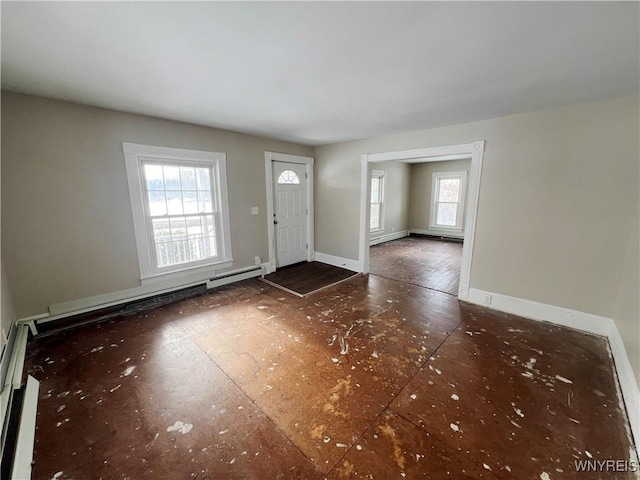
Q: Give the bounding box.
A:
[315,94,639,385]
[408,159,471,234]
[1,92,313,317]
[369,160,410,240]
[614,198,640,385]
[1,147,17,350]
[1,263,16,352]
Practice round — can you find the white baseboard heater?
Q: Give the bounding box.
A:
[0,324,40,479]
[206,265,263,289]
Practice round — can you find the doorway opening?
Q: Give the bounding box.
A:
[359,141,484,300]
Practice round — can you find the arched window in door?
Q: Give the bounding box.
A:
[277,170,301,185]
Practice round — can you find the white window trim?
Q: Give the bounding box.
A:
[123,142,233,285]
[370,169,386,233]
[429,171,467,232]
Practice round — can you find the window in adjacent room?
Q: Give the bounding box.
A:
[430,171,467,231]
[123,143,233,281]
[370,169,386,231]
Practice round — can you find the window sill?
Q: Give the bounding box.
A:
[141,259,233,287]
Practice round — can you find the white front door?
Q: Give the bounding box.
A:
[273,161,307,267]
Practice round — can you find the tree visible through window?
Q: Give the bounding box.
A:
[430,171,467,230]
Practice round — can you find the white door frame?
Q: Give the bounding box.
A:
[359,141,485,301]
[265,151,315,273]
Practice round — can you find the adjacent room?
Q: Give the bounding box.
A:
[1,2,638,480]
[368,157,471,295]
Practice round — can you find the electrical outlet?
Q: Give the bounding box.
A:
[484,294,492,305]
[251,207,259,215]
[254,256,262,265]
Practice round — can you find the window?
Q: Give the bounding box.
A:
[370,170,385,231]
[430,171,467,231]
[277,170,300,184]
[123,143,233,282]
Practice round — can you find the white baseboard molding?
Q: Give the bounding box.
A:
[608,324,640,453]
[369,230,409,246]
[410,228,464,239]
[22,264,267,327]
[314,252,363,273]
[467,287,639,448]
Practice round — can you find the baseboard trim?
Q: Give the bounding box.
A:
[369,230,409,246]
[608,324,640,452]
[410,228,464,239]
[467,287,639,448]
[314,252,362,273]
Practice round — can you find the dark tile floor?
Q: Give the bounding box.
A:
[369,236,463,295]
[24,274,636,479]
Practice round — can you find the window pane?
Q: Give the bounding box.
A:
[196,168,211,191]
[170,217,187,240]
[186,217,203,237]
[198,191,213,213]
[180,167,196,190]
[202,214,215,236]
[370,203,380,229]
[182,191,198,214]
[277,170,300,184]
[148,191,166,216]
[155,242,172,268]
[204,236,217,257]
[171,240,190,265]
[371,177,380,203]
[163,166,181,190]
[142,161,218,269]
[438,179,460,202]
[166,191,183,215]
[152,218,171,244]
[437,203,457,226]
[144,164,164,191]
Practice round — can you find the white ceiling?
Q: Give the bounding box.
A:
[2,2,638,146]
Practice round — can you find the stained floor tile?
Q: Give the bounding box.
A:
[23,274,637,479]
[391,309,637,480]
[27,311,322,480]
[178,277,463,474]
[327,410,500,479]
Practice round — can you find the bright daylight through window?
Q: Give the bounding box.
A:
[144,163,216,268]
[277,169,300,184]
[431,171,467,231]
[123,143,232,281]
[370,170,385,231]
